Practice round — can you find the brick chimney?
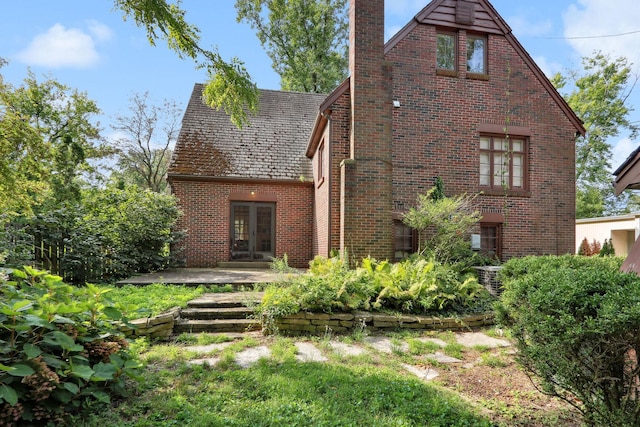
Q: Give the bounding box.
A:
[340,0,394,262]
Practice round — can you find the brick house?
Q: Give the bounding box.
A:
[168,0,585,268]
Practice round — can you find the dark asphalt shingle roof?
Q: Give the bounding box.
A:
[169,84,326,180]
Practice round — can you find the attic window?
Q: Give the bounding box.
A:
[436,31,457,74]
[467,34,487,75]
[456,1,476,26]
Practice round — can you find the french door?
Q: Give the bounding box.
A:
[230,202,275,261]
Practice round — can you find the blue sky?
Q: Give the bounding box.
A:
[2,0,640,169]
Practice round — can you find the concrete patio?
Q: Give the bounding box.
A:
[117,267,298,286]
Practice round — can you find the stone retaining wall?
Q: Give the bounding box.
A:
[121,308,181,339]
[273,311,495,336]
[121,308,495,338]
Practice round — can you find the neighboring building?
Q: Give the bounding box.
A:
[613,145,640,273]
[576,214,640,256]
[168,0,585,268]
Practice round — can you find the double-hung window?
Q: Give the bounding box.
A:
[479,136,526,190]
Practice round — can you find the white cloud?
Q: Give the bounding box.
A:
[611,137,639,172]
[17,22,112,68]
[87,20,114,43]
[532,55,564,78]
[508,15,553,38]
[563,0,640,67]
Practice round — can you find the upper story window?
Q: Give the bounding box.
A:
[436,31,456,71]
[479,135,527,190]
[466,35,487,74]
[317,140,325,187]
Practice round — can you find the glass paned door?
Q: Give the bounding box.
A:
[230,202,275,260]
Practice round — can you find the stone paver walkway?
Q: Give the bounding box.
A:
[295,342,329,363]
[185,331,511,383]
[454,332,510,348]
[328,341,366,357]
[364,336,410,354]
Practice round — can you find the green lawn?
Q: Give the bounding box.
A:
[74,335,493,427]
[102,283,236,317]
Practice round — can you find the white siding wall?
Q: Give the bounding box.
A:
[576,215,639,255]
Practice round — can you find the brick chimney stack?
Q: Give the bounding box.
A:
[340,0,394,262]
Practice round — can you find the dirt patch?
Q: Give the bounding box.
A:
[433,349,583,426]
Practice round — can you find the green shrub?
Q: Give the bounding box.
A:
[497,256,640,427]
[497,254,623,283]
[402,183,481,264]
[0,185,183,284]
[258,255,490,323]
[0,267,143,426]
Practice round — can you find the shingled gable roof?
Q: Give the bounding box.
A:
[169,83,326,181]
[307,0,585,156]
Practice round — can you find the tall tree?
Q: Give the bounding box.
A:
[552,52,639,218]
[0,69,105,213]
[113,0,258,127]
[111,92,180,193]
[235,0,348,93]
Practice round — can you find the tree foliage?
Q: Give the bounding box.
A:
[111,92,180,193]
[552,52,639,218]
[235,0,348,93]
[0,186,183,284]
[0,69,106,214]
[113,0,258,127]
[497,255,640,427]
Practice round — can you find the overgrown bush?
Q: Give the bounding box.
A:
[0,185,183,284]
[496,255,640,427]
[259,255,491,325]
[0,267,144,426]
[402,183,481,264]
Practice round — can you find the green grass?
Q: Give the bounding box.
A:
[101,283,237,317]
[75,339,493,427]
[172,333,236,346]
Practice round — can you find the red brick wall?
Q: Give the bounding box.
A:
[170,179,314,268]
[329,93,351,253]
[312,130,330,257]
[342,0,394,262]
[382,26,576,258]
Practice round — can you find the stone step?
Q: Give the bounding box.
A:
[187,292,264,309]
[174,319,261,333]
[181,307,254,320]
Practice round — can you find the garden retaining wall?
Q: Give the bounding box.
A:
[273,311,495,336]
[121,308,495,338]
[121,308,181,339]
